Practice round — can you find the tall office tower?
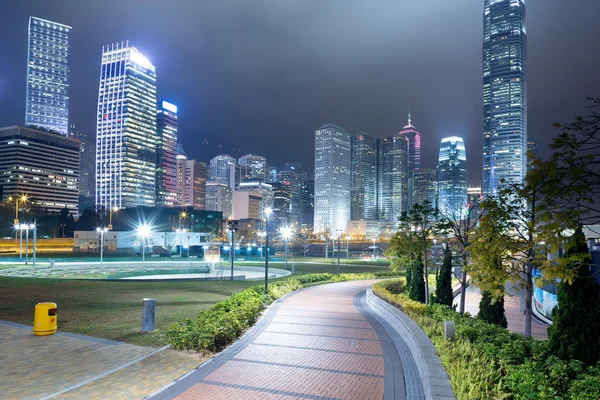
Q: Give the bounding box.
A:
[238,154,269,182]
[272,182,291,224]
[231,164,252,189]
[237,181,274,216]
[527,139,538,170]
[437,137,468,217]
[377,135,408,222]
[398,112,422,209]
[351,133,377,220]
[96,42,157,210]
[0,126,79,214]
[271,163,303,223]
[314,124,351,234]
[25,17,72,136]
[301,179,314,229]
[69,124,95,198]
[209,154,236,186]
[175,154,207,210]
[156,100,178,207]
[206,181,233,219]
[413,168,438,209]
[483,0,527,196]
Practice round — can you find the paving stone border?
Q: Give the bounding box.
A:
[366,287,456,400]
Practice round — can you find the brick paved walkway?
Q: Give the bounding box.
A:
[153,280,420,400]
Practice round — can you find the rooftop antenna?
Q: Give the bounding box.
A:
[408,109,412,126]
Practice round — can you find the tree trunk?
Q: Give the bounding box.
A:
[523,263,533,338]
[423,234,429,305]
[459,253,468,314]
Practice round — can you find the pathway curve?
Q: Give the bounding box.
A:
[153,280,421,400]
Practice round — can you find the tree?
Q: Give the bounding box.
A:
[478,290,508,328]
[438,199,484,314]
[399,200,438,304]
[386,226,422,273]
[548,226,600,365]
[409,255,426,303]
[435,244,454,307]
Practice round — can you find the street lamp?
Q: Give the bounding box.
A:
[96,227,109,264]
[280,226,293,270]
[336,229,342,276]
[175,228,187,258]
[10,194,27,226]
[264,207,273,292]
[108,206,119,230]
[227,219,239,279]
[346,236,350,260]
[137,224,152,262]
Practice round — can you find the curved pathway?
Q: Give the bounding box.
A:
[152,280,421,400]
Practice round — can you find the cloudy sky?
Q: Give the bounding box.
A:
[1,0,599,186]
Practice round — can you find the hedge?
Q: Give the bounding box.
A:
[372,278,600,400]
[167,271,400,353]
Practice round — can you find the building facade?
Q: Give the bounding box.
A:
[351,133,377,221]
[206,181,232,219]
[238,154,269,182]
[176,155,207,210]
[233,191,263,220]
[25,17,72,136]
[398,112,421,209]
[413,168,438,209]
[237,181,274,217]
[437,137,468,217]
[378,135,408,223]
[483,0,527,196]
[69,124,94,198]
[314,124,351,234]
[156,100,178,206]
[209,154,236,187]
[0,126,79,214]
[270,163,304,224]
[301,179,314,229]
[95,42,158,210]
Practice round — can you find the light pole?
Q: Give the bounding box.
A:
[280,226,292,270]
[176,228,186,258]
[138,225,152,263]
[227,219,239,279]
[372,237,377,260]
[108,206,119,230]
[264,208,272,292]
[31,222,37,266]
[17,224,23,261]
[25,224,30,265]
[336,230,342,276]
[346,236,350,260]
[96,227,108,264]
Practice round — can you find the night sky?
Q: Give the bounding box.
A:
[1,1,599,186]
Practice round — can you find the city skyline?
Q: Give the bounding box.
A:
[1,2,598,188]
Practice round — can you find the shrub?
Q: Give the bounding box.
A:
[435,245,454,307]
[409,256,425,303]
[478,290,508,328]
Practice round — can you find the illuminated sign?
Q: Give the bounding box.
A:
[162,100,178,114]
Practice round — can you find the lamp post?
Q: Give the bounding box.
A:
[108,206,119,230]
[346,236,350,260]
[17,224,23,261]
[264,208,272,292]
[138,225,151,263]
[227,220,239,279]
[10,194,27,226]
[372,237,377,260]
[25,224,30,265]
[280,226,292,270]
[176,228,186,258]
[96,227,108,264]
[336,230,342,277]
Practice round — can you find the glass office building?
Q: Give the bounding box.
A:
[351,133,377,220]
[398,112,421,209]
[95,41,158,210]
[156,100,179,206]
[483,0,527,196]
[377,135,408,223]
[209,154,236,187]
[25,17,72,136]
[437,137,467,217]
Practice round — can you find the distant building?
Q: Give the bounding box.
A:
[398,112,422,209]
[156,100,179,207]
[238,154,269,182]
[233,191,263,220]
[351,133,377,220]
[209,154,236,187]
[301,179,314,229]
[437,137,468,217]
[483,0,527,196]
[527,139,539,170]
[206,181,232,219]
[0,126,79,214]
[346,219,394,239]
[69,124,94,198]
[412,168,437,209]
[377,135,408,222]
[467,186,482,202]
[314,124,351,234]
[25,17,72,136]
[96,42,157,210]
[270,163,303,224]
[176,155,207,210]
[237,181,273,217]
[272,182,291,224]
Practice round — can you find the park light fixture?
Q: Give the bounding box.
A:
[280,226,293,240]
[137,224,152,262]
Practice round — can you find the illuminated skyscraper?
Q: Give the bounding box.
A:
[209,154,236,187]
[413,168,438,209]
[377,135,408,222]
[206,181,232,218]
[238,154,269,182]
[398,111,421,209]
[351,133,377,220]
[25,17,72,136]
[437,137,467,217]
[95,41,158,210]
[483,0,527,196]
[156,100,178,206]
[314,124,351,234]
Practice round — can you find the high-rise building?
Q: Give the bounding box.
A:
[413,168,438,209]
[69,124,94,198]
[351,133,377,220]
[206,181,233,219]
[314,124,351,234]
[301,179,314,229]
[270,163,304,224]
[272,182,291,224]
[25,17,72,136]
[0,126,79,214]
[209,154,236,187]
[237,181,273,217]
[96,42,157,210]
[233,191,263,220]
[175,155,207,210]
[238,154,269,182]
[467,186,483,202]
[398,112,421,209]
[437,137,468,217]
[483,0,527,196]
[156,100,178,207]
[527,139,538,170]
[377,135,408,222]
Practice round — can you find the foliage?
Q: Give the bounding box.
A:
[548,226,600,365]
[409,256,426,303]
[435,245,454,307]
[478,290,507,328]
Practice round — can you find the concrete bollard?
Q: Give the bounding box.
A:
[291,264,295,274]
[444,321,455,341]
[142,298,156,333]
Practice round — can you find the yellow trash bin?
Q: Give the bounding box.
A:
[33,302,57,336]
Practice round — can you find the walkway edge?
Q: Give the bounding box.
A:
[366,288,456,400]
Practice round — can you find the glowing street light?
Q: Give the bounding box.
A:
[280,226,293,270]
[137,224,152,262]
[96,227,109,264]
[108,206,119,230]
[264,207,273,292]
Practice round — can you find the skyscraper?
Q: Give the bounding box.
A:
[156,100,178,207]
[238,154,269,182]
[206,181,233,218]
[377,135,408,223]
[351,133,377,220]
[314,124,351,234]
[483,0,527,196]
[209,154,236,187]
[25,17,72,136]
[301,179,314,229]
[175,154,207,210]
[437,137,468,217]
[69,124,95,198]
[413,168,438,209]
[398,111,421,209]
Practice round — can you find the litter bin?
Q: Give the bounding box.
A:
[33,302,57,336]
